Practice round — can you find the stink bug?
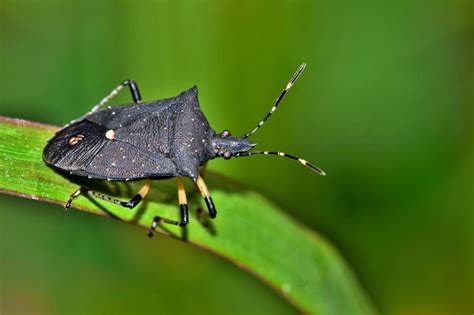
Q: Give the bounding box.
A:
[43,64,325,235]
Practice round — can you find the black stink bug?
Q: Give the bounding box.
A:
[43,63,325,235]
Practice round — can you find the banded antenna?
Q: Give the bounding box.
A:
[242,63,306,139]
[235,151,326,176]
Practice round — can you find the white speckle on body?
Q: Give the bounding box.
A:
[105,129,115,140]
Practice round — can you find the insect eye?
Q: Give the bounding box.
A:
[222,130,231,137]
[223,152,231,160]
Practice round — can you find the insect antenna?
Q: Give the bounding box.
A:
[242,63,306,139]
[235,151,326,176]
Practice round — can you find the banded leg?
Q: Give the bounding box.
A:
[61,80,143,131]
[147,178,189,237]
[90,79,142,113]
[64,179,152,210]
[196,175,217,218]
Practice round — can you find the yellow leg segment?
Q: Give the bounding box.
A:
[176,177,187,205]
[147,177,189,236]
[196,175,217,218]
[138,179,152,198]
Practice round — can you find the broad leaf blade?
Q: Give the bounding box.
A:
[0,116,376,315]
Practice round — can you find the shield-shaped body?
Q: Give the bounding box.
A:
[43,86,215,182]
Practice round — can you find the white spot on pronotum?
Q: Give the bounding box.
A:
[105,129,115,140]
[298,158,307,166]
[282,283,292,294]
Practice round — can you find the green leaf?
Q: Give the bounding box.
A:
[0,116,376,315]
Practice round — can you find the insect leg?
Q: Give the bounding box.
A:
[147,177,189,236]
[196,175,217,218]
[176,177,189,226]
[89,79,142,113]
[64,188,84,209]
[63,179,152,210]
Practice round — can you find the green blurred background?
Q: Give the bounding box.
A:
[1,1,472,314]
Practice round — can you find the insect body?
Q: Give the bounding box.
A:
[43,64,325,235]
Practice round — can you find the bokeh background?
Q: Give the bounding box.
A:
[1,1,472,314]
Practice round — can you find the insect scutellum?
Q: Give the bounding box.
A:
[211,63,326,176]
